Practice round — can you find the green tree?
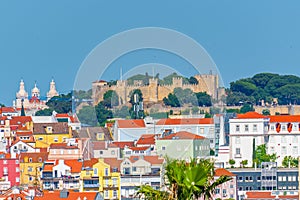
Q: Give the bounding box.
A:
[241,160,248,168]
[46,93,72,113]
[73,89,92,100]
[137,158,232,200]
[163,93,180,107]
[195,92,212,107]
[282,156,298,168]
[77,106,98,126]
[95,102,113,126]
[113,106,130,119]
[102,90,119,108]
[253,144,277,166]
[174,88,198,106]
[229,159,235,168]
[35,108,54,116]
[230,80,257,96]
[240,103,255,114]
[188,76,199,85]
[262,109,271,116]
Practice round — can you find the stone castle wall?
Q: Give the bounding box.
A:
[92,74,220,106]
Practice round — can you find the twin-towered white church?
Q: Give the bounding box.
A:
[13,79,59,112]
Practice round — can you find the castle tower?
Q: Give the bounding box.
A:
[31,82,40,98]
[47,79,59,100]
[16,79,28,100]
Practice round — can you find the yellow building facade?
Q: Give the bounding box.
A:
[20,152,48,187]
[80,158,121,200]
[32,122,72,148]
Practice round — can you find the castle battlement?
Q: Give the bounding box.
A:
[92,74,220,105]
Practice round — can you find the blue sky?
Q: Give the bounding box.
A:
[1,1,300,105]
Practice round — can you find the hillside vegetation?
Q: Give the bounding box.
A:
[227,73,300,105]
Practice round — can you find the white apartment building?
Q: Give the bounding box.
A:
[229,112,269,167]
[267,115,300,166]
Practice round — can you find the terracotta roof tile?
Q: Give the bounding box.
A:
[111,141,134,149]
[20,152,49,163]
[83,158,99,168]
[136,134,156,145]
[0,107,17,114]
[92,141,107,150]
[245,191,298,199]
[159,131,205,140]
[129,146,151,151]
[64,160,83,173]
[103,158,123,172]
[117,119,146,128]
[33,122,69,134]
[269,115,300,123]
[156,118,213,125]
[129,155,164,165]
[236,112,266,119]
[214,168,236,176]
[50,143,78,149]
[35,191,99,200]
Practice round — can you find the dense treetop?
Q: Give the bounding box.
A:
[227,72,300,105]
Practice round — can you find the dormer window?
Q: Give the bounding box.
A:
[29,158,32,163]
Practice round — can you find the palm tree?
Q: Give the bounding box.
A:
[137,158,232,200]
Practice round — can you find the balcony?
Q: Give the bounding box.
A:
[84,183,100,188]
[234,154,242,158]
[103,184,118,190]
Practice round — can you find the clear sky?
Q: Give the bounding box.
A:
[1,1,300,105]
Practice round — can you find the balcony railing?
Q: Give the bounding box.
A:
[83,183,100,188]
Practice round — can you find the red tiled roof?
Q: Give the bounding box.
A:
[129,155,164,165]
[50,143,78,149]
[269,115,300,123]
[20,152,48,163]
[35,191,98,200]
[0,107,17,113]
[129,146,151,151]
[64,160,83,173]
[16,131,33,135]
[159,131,205,140]
[214,168,236,176]
[92,141,107,150]
[104,158,123,172]
[83,158,99,168]
[111,141,134,149]
[136,134,156,145]
[156,118,213,125]
[117,119,146,128]
[236,112,266,119]
[245,191,298,199]
[10,116,32,126]
[43,163,54,172]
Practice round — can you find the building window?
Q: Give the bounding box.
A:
[29,176,33,181]
[288,176,292,182]
[3,160,7,164]
[16,167,19,172]
[105,168,109,176]
[200,128,204,134]
[15,160,19,164]
[112,167,118,172]
[270,136,275,143]
[28,167,33,172]
[281,136,287,143]
[282,125,286,131]
[93,168,98,175]
[236,125,240,132]
[29,158,32,163]
[282,176,287,181]
[293,136,298,143]
[111,150,115,155]
[215,188,220,194]
[38,137,43,141]
[245,125,249,132]
[239,187,243,191]
[113,190,117,197]
[112,178,117,186]
[236,148,240,155]
[257,176,261,181]
[270,125,275,131]
[99,150,103,155]
[278,176,282,181]
[16,177,20,182]
[235,137,240,144]
[253,124,258,132]
[292,146,298,155]
[54,137,58,142]
[292,176,296,181]
[105,190,108,198]
[222,189,227,197]
[162,146,166,151]
[281,146,287,155]
[132,167,137,172]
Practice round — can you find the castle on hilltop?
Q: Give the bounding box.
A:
[92,74,225,106]
[13,79,59,111]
